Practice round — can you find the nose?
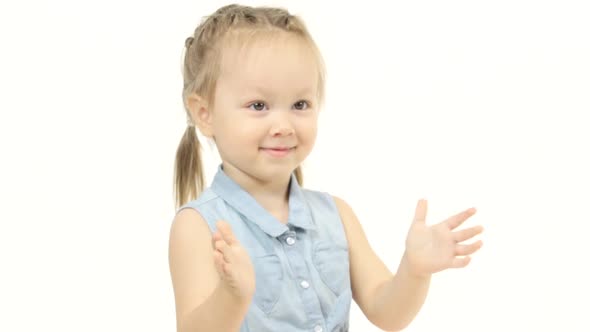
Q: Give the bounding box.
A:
[269,111,295,137]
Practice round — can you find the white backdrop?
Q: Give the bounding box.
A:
[1,0,589,331]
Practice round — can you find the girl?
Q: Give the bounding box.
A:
[169,4,483,332]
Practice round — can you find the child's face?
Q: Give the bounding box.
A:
[209,34,320,182]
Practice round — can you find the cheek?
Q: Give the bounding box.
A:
[298,117,318,142]
[215,120,261,150]
[303,127,317,143]
[213,113,246,136]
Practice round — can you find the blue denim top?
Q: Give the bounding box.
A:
[176,165,352,332]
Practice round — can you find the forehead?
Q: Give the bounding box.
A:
[216,32,319,94]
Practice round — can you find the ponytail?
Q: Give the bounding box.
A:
[173,125,204,210]
[294,165,303,186]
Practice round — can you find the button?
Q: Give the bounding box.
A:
[300,280,310,289]
[314,325,323,332]
[286,236,296,245]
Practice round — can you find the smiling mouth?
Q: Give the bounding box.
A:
[261,147,294,150]
[260,146,296,157]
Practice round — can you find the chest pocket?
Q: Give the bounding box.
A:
[312,240,350,296]
[251,253,283,314]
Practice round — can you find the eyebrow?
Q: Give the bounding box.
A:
[244,86,316,97]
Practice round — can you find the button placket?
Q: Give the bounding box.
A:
[281,230,324,325]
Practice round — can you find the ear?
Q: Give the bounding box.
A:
[187,93,214,138]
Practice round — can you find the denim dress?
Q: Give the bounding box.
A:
[176,165,352,332]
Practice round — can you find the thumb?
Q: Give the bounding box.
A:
[413,199,428,224]
[216,220,238,246]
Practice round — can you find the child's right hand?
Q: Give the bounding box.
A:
[212,220,256,302]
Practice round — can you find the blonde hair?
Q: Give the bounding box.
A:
[173,4,326,210]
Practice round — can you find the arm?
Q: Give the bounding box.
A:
[168,209,250,332]
[332,196,425,331]
[334,196,483,331]
[179,283,250,332]
[370,254,431,331]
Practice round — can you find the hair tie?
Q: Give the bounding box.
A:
[185,36,194,49]
[186,115,195,127]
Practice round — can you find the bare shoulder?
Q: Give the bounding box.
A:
[168,208,219,326]
[332,195,368,249]
[331,195,353,214]
[331,195,349,212]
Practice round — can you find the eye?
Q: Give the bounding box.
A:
[293,100,309,110]
[248,101,267,111]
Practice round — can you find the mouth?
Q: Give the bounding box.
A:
[260,146,296,157]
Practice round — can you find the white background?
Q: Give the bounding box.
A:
[1,0,589,331]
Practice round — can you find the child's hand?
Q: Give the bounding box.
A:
[212,220,256,301]
[403,199,483,277]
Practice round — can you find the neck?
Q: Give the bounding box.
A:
[221,162,292,221]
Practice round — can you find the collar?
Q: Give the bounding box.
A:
[210,165,315,237]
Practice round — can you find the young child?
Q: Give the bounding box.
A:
[169,4,483,332]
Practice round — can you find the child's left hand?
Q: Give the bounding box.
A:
[404,199,483,277]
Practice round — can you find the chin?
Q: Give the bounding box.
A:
[258,165,297,180]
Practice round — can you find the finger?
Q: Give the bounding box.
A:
[451,256,471,268]
[455,241,483,256]
[213,250,226,275]
[211,231,222,248]
[214,240,233,263]
[413,199,428,224]
[446,207,477,230]
[216,220,239,246]
[453,225,484,243]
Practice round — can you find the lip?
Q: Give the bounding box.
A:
[260,146,295,157]
[262,146,294,150]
